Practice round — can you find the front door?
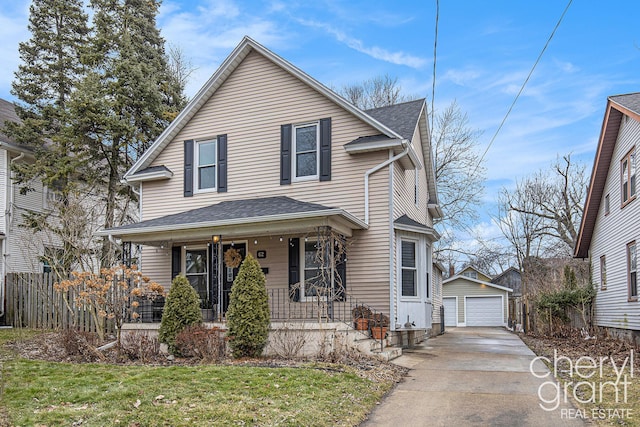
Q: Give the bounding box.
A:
[221,243,246,314]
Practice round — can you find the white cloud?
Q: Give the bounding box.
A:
[296,18,427,69]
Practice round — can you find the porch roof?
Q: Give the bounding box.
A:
[96,196,367,244]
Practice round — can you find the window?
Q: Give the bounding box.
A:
[628,242,637,300]
[621,148,636,205]
[196,140,217,191]
[605,194,610,215]
[293,123,319,180]
[401,240,417,297]
[42,246,64,274]
[462,270,478,280]
[185,248,208,302]
[600,255,607,290]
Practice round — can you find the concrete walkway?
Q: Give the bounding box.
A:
[363,328,587,427]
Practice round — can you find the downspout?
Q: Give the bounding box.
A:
[364,141,410,225]
[363,140,410,332]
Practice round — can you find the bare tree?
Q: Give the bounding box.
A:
[337,74,419,109]
[503,154,587,256]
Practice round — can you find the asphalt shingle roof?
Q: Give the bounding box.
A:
[610,92,640,115]
[130,165,172,176]
[364,99,425,140]
[108,196,336,232]
[0,98,20,144]
[394,214,428,229]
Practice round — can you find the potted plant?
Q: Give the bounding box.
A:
[370,313,389,340]
[352,305,372,331]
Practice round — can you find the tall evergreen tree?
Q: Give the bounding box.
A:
[6,0,90,275]
[70,0,186,267]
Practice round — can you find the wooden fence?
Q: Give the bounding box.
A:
[4,273,117,334]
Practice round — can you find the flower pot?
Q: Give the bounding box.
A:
[371,326,387,340]
[354,318,369,331]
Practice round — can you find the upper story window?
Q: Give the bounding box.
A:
[621,148,636,205]
[628,242,637,301]
[401,240,418,297]
[600,255,607,290]
[293,123,319,180]
[196,139,217,191]
[462,270,478,280]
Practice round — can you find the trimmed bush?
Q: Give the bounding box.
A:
[227,253,270,358]
[159,275,202,354]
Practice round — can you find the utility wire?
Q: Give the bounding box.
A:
[429,0,439,146]
[452,0,573,226]
[474,0,573,176]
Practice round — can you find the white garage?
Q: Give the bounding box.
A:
[443,275,512,327]
[466,296,504,326]
[443,297,457,327]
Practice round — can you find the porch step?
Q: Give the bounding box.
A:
[371,346,403,362]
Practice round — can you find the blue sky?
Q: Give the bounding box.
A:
[1,0,639,247]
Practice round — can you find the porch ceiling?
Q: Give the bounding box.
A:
[96,196,367,245]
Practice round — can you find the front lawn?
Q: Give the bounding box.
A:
[0,328,400,426]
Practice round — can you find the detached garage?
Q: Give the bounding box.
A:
[443,275,512,327]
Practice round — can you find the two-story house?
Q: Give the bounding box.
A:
[1,97,62,320]
[99,37,442,338]
[575,93,640,345]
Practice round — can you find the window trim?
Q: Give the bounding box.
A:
[628,241,637,301]
[600,255,607,290]
[292,122,319,182]
[400,238,419,300]
[621,147,636,207]
[194,139,217,193]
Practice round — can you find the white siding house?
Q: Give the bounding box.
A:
[575,93,640,344]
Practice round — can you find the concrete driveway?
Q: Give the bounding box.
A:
[363,328,587,427]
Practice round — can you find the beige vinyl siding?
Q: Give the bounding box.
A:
[590,115,640,331]
[431,265,443,324]
[139,50,394,312]
[0,149,6,235]
[443,278,509,324]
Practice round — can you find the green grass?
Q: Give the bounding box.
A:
[0,329,394,426]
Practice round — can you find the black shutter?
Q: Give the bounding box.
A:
[280,124,292,185]
[288,238,300,301]
[217,134,228,193]
[319,118,331,181]
[209,244,219,304]
[184,139,194,197]
[171,246,181,279]
[335,250,346,301]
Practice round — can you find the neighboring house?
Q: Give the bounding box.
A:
[0,98,59,319]
[442,273,512,327]
[575,92,640,344]
[99,36,443,338]
[491,267,522,328]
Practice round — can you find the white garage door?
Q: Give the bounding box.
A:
[443,297,457,327]
[466,296,503,326]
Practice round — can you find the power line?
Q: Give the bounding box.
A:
[451,0,573,224]
[429,0,439,146]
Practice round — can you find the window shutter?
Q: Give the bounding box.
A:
[335,250,346,301]
[288,238,300,301]
[280,124,292,185]
[171,246,181,279]
[319,117,331,181]
[183,140,194,197]
[217,134,228,193]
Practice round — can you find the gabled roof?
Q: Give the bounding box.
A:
[490,267,521,284]
[443,274,513,293]
[458,265,493,280]
[0,98,32,154]
[125,36,410,180]
[365,99,425,140]
[97,196,367,237]
[574,93,640,258]
[393,214,440,240]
